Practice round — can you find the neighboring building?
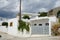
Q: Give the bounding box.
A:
[48,7,60,18]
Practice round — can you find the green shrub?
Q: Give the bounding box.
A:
[23,15,30,19]
[18,20,30,32]
[38,12,47,17]
[58,18,60,23]
[57,11,60,18]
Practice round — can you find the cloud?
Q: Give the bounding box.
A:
[54,0,60,8]
[0,0,59,18]
[0,9,16,18]
[39,8,48,12]
[0,0,19,18]
[22,0,56,13]
[0,0,8,8]
[0,0,57,12]
[0,0,57,13]
[0,0,19,12]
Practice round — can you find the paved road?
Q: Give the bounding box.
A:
[0,32,60,40]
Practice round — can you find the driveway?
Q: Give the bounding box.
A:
[0,32,60,40]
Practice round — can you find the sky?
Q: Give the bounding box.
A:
[0,0,60,18]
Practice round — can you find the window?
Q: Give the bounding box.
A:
[39,24,42,26]
[34,24,37,26]
[10,22,13,26]
[45,23,49,26]
[2,22,8,28]
[2,22,8,26]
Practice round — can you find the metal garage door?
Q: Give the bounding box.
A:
[31,26,49,35]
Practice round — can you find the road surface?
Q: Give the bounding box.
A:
[0,32,60,40]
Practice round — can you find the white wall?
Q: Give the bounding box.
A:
[0,26,8,33]
[49,16,57,23]
[7,18,31,37]
[0,21,8,33]
[8,18,18,36]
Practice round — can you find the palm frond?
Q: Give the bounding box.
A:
[18,20,30,32]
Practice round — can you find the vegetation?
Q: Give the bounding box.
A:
[2,22,8,28]
[57,11,60,18]
[52,23,60,36]
[18,0,30,32]
[51,18,60,36]
[38,12,47,17]
[51,10,60,36]
[18,20,30,32]
[0,35,2,38]
[23,15,30,19]
[58,18,60,23]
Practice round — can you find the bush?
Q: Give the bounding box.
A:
[18,20,30,32]
[58,18,60,23]
[23,15,30,19]
[52,23,60,36]
[57,11,60,18]
[0,35,2,38]
[38,12,47,17]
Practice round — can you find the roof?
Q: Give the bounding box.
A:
[17,12,39,16]
[20,16,50,22]
[30,16,49,21]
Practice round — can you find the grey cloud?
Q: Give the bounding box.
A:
[0,0,59,18]
[22,0,57,13]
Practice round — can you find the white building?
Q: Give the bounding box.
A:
[0,7,60,37]
[0,16,57,37]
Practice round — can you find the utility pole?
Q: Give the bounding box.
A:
[19,0,21,20]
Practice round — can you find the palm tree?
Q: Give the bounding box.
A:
[18,0,30,32]
[18,20,30,32]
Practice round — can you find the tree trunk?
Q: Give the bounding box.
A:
[19,0,21,21]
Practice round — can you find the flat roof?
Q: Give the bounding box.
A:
[30,17,49,21]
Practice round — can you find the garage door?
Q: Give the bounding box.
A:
[31,26,49,35]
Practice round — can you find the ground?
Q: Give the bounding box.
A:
[0,32,60,40]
